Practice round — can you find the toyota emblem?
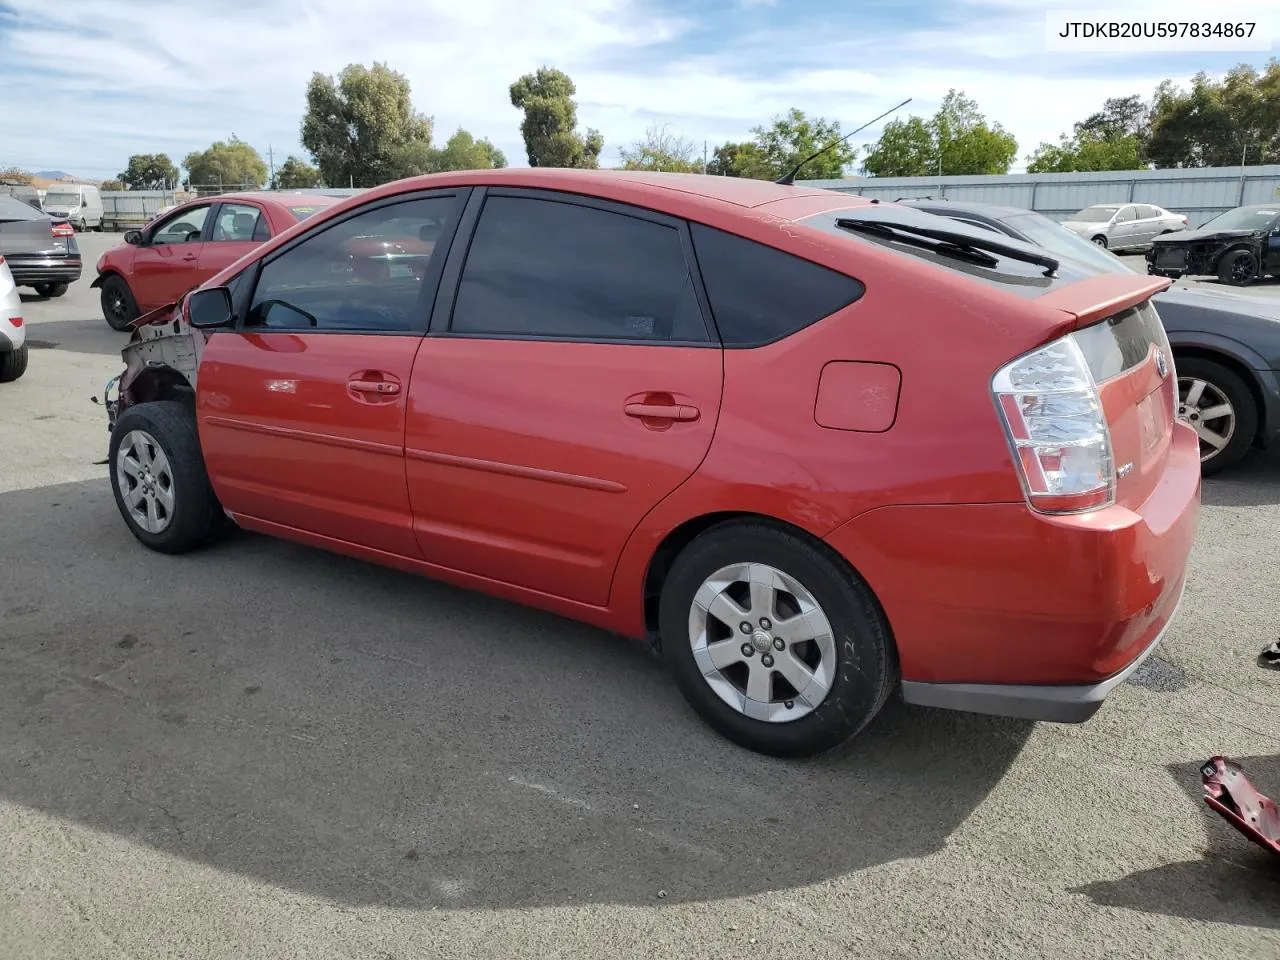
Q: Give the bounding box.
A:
[1155,349,1168,379]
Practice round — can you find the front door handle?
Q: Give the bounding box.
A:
[624,401,699,422]
[182,254,198,262]
[349,379,401,396]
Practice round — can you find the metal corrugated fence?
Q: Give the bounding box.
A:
[798,165,1280,227]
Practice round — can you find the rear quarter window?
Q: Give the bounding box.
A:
[689,222,865,347]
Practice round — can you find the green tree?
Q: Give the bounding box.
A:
[619,124,702,172]
[99,178,125,191]
[273,155,323,189]
[1026,132,1143,173]
[861,90,1017,176]
[388,128,508,176]
[509,67,603,168]
[183,136,268,190]
[753,109,856,180]
[705,141,773,178]
[118,153,179,190]
[1146,59,1280,168]
[301,62,433,187]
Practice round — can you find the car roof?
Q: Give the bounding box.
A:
[351,168,842,214]
[172,191,343,213]
[898,198,1033,221]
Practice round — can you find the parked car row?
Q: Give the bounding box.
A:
[1061,202,1189,251]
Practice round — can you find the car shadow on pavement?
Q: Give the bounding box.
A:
[8,317,125,358]
[0,480,1033,910]
[1071,754,1280,929]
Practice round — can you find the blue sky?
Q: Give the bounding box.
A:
[0,0,1274,182]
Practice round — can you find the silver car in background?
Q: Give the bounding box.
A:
[1060,203,1188,252]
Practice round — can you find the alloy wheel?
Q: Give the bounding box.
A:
[688,562,837,723]
[116,429,176,533]
[1178,377,1236,463]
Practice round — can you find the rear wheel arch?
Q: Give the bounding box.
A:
[1170,346,1267,444]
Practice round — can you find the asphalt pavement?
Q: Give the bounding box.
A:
[1,234,1278,959]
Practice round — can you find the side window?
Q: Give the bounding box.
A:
[151,205,211,246]
[252,216,271,241]
[1114,206,1137,223]
[689,222,865,347]
[1137,205,1161,219]
[450,195,708,342]
[211,203,264,242]
[245,195,456,333]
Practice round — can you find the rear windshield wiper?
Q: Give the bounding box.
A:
[835,217,1061,277]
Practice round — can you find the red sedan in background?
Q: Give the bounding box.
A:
[92,192,342,330]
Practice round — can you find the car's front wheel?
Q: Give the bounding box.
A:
[659,520,898,758]
[109,400,223,553]
[1091,235,1108,247]
[0,345,28,382]
[100,274,140,331]
[1176,357,1257,475]
[1217,249,1258,287]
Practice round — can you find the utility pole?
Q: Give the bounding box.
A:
[268,144,275,190]
[703,140,707,175]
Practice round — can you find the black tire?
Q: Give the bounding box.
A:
[1176,356,1257,476]
[1217,248,1257,287]
[108,400,223,554]
[100,274,140,331]
[659,519,898,758]
[0,345,28,383]
[1091,235,1108,248]
[34,282,68,298]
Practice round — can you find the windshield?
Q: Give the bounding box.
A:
[1198,206,1279,232]
[1002,212,1131,275]
[44,192,80,206]
[1071,206,1119,223]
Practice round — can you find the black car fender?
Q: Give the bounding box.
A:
[1167,329,1280,445]
[1212,239,1264,273]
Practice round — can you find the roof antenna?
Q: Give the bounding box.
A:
[775,98,913,186]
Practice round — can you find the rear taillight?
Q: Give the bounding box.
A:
[992,334,1115,514]
[9,317,22,327]
[51,221,74,237]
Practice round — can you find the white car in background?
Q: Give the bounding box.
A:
[1060,202,1188,252]
[0,255,28,381]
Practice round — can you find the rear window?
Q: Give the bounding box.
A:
[689,222,865,347]
[800,206,1098,299]
[286,203,335,222]
[1073,300,1170,382]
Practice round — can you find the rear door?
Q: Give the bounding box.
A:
[1110,205,1140,248]
[197,188,469,556]
[131,203,213,309]
[405,188,723,606]
[198,200,268,283]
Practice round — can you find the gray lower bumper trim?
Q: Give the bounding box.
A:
[900,581,1186,724]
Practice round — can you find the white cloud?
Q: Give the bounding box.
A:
[0,0,1267,179]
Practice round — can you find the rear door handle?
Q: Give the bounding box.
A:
[182,254,198,262]
[624,402,699,422]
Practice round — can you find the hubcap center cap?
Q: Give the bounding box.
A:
[750,629,773,653]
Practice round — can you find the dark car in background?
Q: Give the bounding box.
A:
[900,197,1280,475]
[1148,204,1280,287]
[0,182,43,211]
[0,194,81,297]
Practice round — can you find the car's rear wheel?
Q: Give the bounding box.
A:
[34,282,68,298]
[109,400,223,554]
[1091,235,1108,247]
[100,274,140,331]
[1176,357,1257,475]
[0,345,28,383]
[659,520,898,758]
[1217,249,1257,287]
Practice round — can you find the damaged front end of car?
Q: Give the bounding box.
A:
[1202,756,1280,858]
[101,296,206,435]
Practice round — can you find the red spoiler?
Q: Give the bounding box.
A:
[1036,273,1172,329]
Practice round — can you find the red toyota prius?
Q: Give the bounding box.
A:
[102,169,1200,757]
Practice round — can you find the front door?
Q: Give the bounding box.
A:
[1110,205,1140,249]
[406,190,724,606]
[197,190,470,557]
[197,201,269,284]
[131,203,213,309]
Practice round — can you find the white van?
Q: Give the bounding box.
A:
[41,184,104,231]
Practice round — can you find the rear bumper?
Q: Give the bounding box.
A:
[7,256,82,286]
[824,423,1201,723]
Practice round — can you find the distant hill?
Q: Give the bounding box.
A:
[35,170,80,181]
